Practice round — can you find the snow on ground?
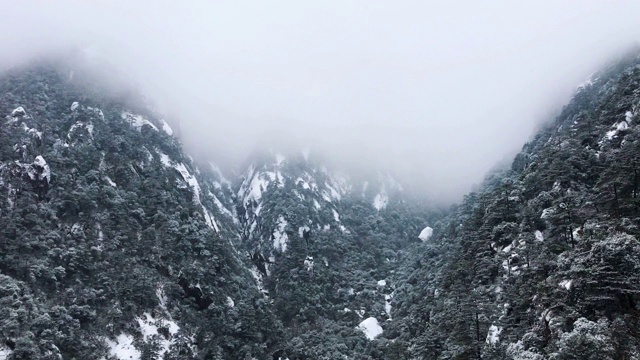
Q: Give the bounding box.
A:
[373,191,388,210]
[137,313,179,358]
[273,215,289,252]
[159,119,174,135]
[534,230,544,242]
[105,334,140,360]
[486,324,503,345]
[418,227,433,242]
[122,112,159,131]
[238,166,271,203]
[357,317,383,340]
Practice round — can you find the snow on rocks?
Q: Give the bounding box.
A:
[606,120,629,140]
[377,280,387,287]
[0,347,13,360]
[226,296,235,308]
[534,230,544,242]
[6,107,28,125]
[24,155,51,183]
[159,119,173,135]
[559,279,572,290]
[486,324,503,345]
[357,317,383,340]
[21,122,43,139]
[11,107,26,117]
[121,111,158,131]
[70,102,79,111]
[418,226,433,242]
[160,153,220,232]
[304,256,314,272]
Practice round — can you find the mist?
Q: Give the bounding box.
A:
[2,1,640,203]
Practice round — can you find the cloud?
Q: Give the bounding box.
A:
[2,0,640,203]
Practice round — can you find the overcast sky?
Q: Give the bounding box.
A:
[2,1,640,202]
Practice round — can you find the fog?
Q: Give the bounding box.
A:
[2,1,640,203]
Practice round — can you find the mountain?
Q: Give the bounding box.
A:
[2,50,640,360]
[384,51,640,359]
[0,62,283,359]
[233,150,436,357]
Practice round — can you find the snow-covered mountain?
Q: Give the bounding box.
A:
[3,50,640,359]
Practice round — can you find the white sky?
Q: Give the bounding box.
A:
[2,1,640,202]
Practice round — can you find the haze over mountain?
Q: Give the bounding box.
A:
[2,2,640,360]
[3,1,640,202]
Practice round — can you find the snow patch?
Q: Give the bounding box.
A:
[137,312,180,358]
[105,176,117,187]
[373,191,389,210]
[534,230,544,242]
[357,317,383,340]
[486,324,503,345]
[605,120,629,140]
[418,227,433,242]
[105,334,140,360]
[559,279,572,290]
[0,347,12,360]
[377,280,387,287]
[71,102,79,111]
[226,296,235,308]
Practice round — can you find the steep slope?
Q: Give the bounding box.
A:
[386,51,640,359]
[233,151,438,358]
[0,63,282,359]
